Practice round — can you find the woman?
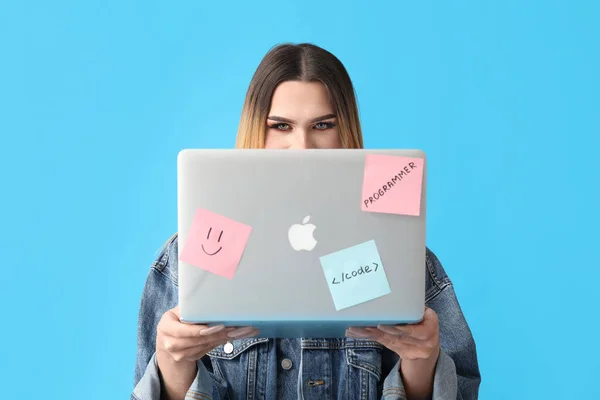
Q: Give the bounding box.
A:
[132,43,480,400]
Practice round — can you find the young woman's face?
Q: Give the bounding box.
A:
[264,81,342,149]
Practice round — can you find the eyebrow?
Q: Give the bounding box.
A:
[267,113,336,124]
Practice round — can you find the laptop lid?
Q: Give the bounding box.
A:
[177,149,427,337]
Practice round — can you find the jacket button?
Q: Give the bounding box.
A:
[224,342,234,354]
[281,358,293,370]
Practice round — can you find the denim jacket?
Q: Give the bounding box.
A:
[132,234,480,399]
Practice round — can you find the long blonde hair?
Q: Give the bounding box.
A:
[235,43,364,149]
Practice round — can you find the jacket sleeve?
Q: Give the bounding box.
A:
[131,235,230,400]
[381,249,481,400]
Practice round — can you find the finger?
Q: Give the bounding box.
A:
[162,322,208,338]
[345,327,419,346]
[229,328,260,341]
[182,338,231,362]
[371,326,424,346]
[171,305,180,317]
[364,327,424,347]
[157,307,208,337]
[346,327,372,338]
[389,309,438,340]
[199,325,228,336]
[422,307,439,329]
[370,330,435,359]
[160,310,218,338]
[345,331,367,339]
[226,326,258,339]
[170,338,230,363]
[162,329,233,353]
[181,329,260,362]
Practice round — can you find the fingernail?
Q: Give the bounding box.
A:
[227,326,256,338]
[243,329,260,338]
[199,325,225,335]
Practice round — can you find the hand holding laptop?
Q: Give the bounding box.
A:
[155,306,258,375]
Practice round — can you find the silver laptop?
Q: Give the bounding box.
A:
[177,149,427,338]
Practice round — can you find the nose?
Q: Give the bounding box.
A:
[289,130,314,149]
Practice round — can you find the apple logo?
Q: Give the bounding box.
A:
[288,216,317,251]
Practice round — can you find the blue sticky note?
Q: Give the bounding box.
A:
[319,240,391,311]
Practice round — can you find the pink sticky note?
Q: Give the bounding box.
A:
[179,208,252,279]
[361,154,424,216]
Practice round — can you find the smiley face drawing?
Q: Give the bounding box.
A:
[202,227,223,256]
[179,208,253,279]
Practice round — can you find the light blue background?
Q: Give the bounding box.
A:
[1,1,598,398]
[320,240,391,311]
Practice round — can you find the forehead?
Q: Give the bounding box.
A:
[269,81,333,117]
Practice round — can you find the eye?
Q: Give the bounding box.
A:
[269,123,291,131]
[314,122,336,130]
